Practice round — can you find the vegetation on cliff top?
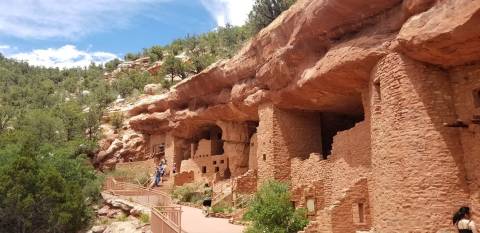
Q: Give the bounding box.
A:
[113,0,296,85]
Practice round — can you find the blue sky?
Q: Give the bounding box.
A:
[0,0,254,68]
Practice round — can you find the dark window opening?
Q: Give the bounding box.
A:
[153,143,165,156]
[202,166,207,174]
[210,126,224,155]
[262,154,267,161]
[358,203,365,223]
[215,167,220,172]
[473,88,480,108]
[213,161,217,165]
[220,160,224,164]
[321,113,364,159]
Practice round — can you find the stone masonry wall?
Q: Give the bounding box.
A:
[450,64,480,224]
[248,133,258,170]
[257,103,276,185]
[328,121,371,205]
[174,171,195,186]
[331,179,371,233]
[370,53,469,232]
[290,117,371,233]
[233,169,257,194]
[257,103,323,186]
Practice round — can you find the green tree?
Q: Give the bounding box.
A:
[247,0,296,33]
[162,55,187,83]
[105,58,121,71]
[144,45,164,62]
[124,52,141,61]
[244,180,308,233]
[0,156,93,233]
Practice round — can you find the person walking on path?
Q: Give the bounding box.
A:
[159,162,167,183]
[453,206,478,233]
[153,162,164,187]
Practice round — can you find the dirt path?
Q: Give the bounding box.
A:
[180,205,244,233]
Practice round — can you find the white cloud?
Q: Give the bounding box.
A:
[0,0,169,39]
[10,45,118,69]
[0,45,10,50]
[200,0,254,27]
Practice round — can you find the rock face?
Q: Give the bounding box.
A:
[102,0,480,232]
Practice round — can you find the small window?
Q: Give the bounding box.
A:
[220,160,224,164]
[213,161,217,165]
[263,154,266,161]
[202,166,207,174]
[215,167,220,172]
[306,198,316,214]
[473,88,480,108]
[356,202,365,224]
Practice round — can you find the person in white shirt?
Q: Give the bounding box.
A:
[453,206,478,233]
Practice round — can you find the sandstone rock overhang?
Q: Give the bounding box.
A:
[127,0,480,138]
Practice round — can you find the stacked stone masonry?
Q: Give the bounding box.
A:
[119,0,480,232]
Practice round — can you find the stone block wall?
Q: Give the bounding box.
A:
[369,53,469,232]
[257,103,323,186]
[180,154,228,179]
[328,120,371,205]
[174,171,195,186]
[331,179,371,233]
[290,116,372,233]
[149,134,165,155]
[248,133,258,170]
[257,104,277,185]
[165,133,189,174]
[450,64,480,223]
[233,169,257,194]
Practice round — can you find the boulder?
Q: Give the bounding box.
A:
[90,225,107,233]
[144,84,162,95]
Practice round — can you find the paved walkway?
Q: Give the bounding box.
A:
[180,205,244,233]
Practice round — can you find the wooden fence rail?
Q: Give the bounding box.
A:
[151,206,183,233]
[103,177,182,233]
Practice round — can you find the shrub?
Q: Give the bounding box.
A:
[110,112,124,130]
[140,213,150,224]
[172,182,205,204]
[212,203,233,214]
[116,213,128,222]
[244,180,308,233]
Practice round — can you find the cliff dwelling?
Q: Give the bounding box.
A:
[97,0,480,232]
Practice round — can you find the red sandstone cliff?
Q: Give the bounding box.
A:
[96,0,480,232]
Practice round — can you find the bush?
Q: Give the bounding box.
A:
[110,112,124,130]
[116,213,128,222]
[244,180,308,233]
[172,183,205,204]
[140,213,150,224]
[212,203,233,214]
